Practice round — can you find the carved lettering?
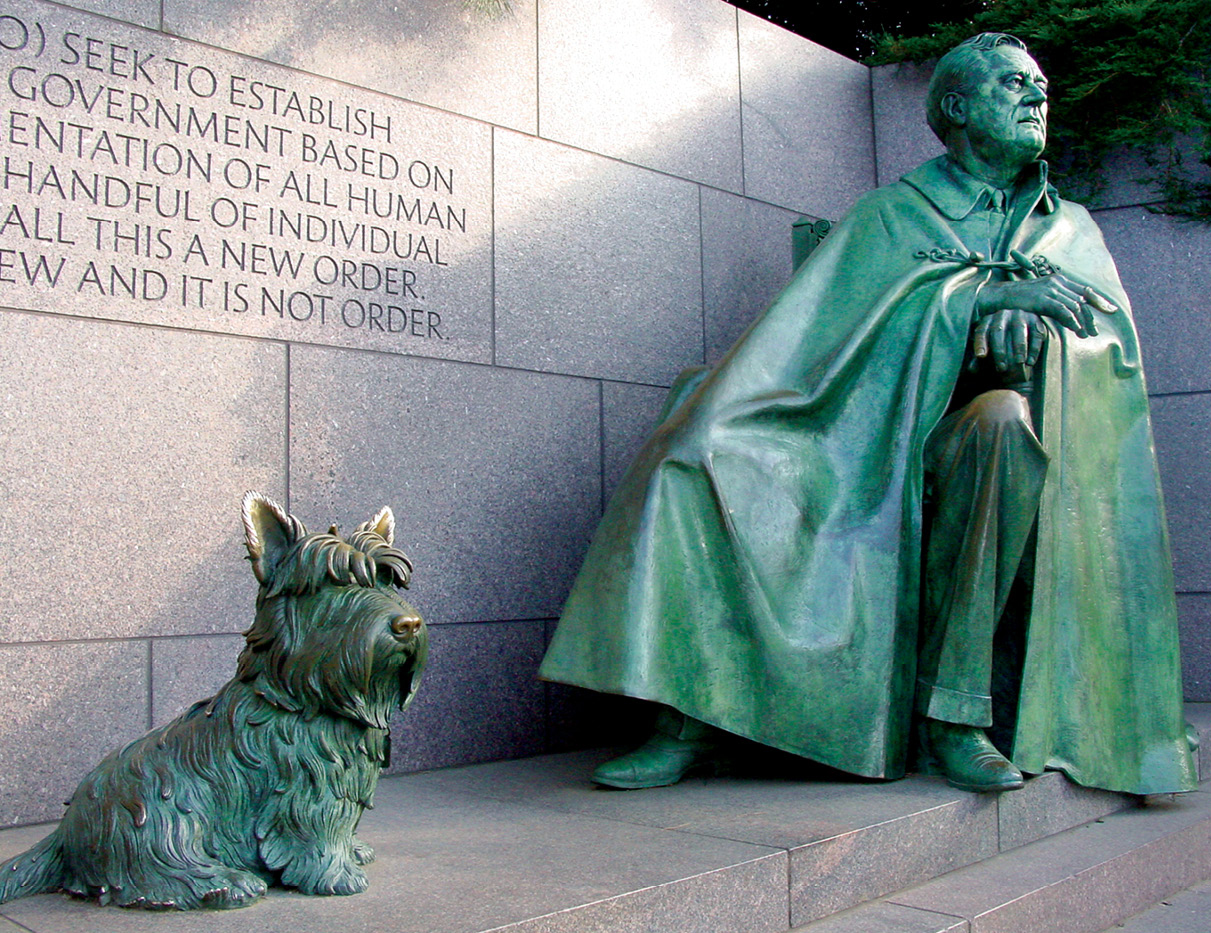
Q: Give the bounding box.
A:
[0,3,478,348]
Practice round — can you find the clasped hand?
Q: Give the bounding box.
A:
[972,274,1116,371]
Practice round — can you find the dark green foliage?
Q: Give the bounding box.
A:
[729,0,983,59]
[870,0,1211,219]
[0,494,426,910]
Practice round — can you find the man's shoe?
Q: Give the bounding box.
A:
[591,732,716,789]
[925,720,1024,793]
[592,709,718,789]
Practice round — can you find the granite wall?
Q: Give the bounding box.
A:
[0,0,872,826]
[0,0,1203,830]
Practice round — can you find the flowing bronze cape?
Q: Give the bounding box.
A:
[540,157,1196,795]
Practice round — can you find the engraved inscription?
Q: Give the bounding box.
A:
[0,3,491,359]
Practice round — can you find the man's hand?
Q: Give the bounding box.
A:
[972,308,1048,371]
[975,274,1114,338]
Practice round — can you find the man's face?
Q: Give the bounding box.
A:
[958,46,1049,172]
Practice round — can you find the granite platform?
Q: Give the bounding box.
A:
[1,705,1208,933]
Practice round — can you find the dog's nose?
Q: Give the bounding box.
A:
[390,613,423,637]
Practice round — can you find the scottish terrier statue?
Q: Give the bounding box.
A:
[0,492,427,909]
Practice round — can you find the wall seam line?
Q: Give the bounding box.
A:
[534,0,541,138]
[785,848,793,928]
[598,379,606,516]
[0,305,699,389]
[698,185,707,364]
[285,342,292,511]
[0,635,244,650]
[868,64,880,187]
[734,5,745,198]
[146,637,154,729]
[491,126,498,366]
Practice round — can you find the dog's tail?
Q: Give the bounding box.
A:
[0,830,65,903]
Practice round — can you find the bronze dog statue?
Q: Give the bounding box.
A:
[0,492,427,909]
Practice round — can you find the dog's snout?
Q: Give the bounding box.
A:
[390,612,423,637]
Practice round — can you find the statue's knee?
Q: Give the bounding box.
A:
[966,389,1031,432]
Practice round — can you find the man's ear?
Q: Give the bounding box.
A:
[941,92,966,128]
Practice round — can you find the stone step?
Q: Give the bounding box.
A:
[791,785,1211,933]
[791,704,1211,933]
[0,704,1206,933]
[1097,879,1211,933]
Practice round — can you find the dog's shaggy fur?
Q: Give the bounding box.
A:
[0,493,426,910]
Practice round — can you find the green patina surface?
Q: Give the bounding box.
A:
[542,34,1195,796]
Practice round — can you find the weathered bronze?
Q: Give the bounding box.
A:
[541,33,1196,796]
[0,493,427,909]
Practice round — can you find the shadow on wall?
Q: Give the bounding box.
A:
[164,0,745,188]
[0,0,859,822]
[0,317,287,826]
[165,0,540,132]
[163,0,876,217]
[277,120,820,772]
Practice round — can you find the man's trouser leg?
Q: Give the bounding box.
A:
[917,389,1049,728]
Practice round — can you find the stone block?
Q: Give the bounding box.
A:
[495,849,787,933]
[0,312,285,642]
[0,641,149,827]
[150,634,244,724]
[494,131,704,384]
[537,0,742,190]
[1088,147,1164,211]
[701,188,799,363]
[55,0,157,27]
[1085,137,1210,212]
[164,0,538,134]
[0,0,493,364]
[288,347,601,626]
[998,771,1133,851]
[0,777,788,933]
[870,60,943,188]
[802,901,967,933]
[1179,598,1211,703]
[787,783,997,925]
[891,790,1211,933]
[1094,207,1211,396]
[405,752,998,928]
[390,620,547,774]
[1112,879,1211,933]
[602,381,670,501]
[738,11,875,219]
[1149,394,1211,592]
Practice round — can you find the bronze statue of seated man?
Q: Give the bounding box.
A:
[540,33,1195,797]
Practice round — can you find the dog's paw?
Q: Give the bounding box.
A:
[87,865,268,910]
[351,837,376,866]
[301,862,368,897]
[198,868,268,910]
[282,852,369,897]
[321,861,369,897]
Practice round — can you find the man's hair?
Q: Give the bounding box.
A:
[925,33,1030,143]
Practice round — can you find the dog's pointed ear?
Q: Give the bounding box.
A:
[242,492,305,584]
[366,506,395,544]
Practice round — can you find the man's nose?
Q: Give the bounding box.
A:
[1022,79,1047,104]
